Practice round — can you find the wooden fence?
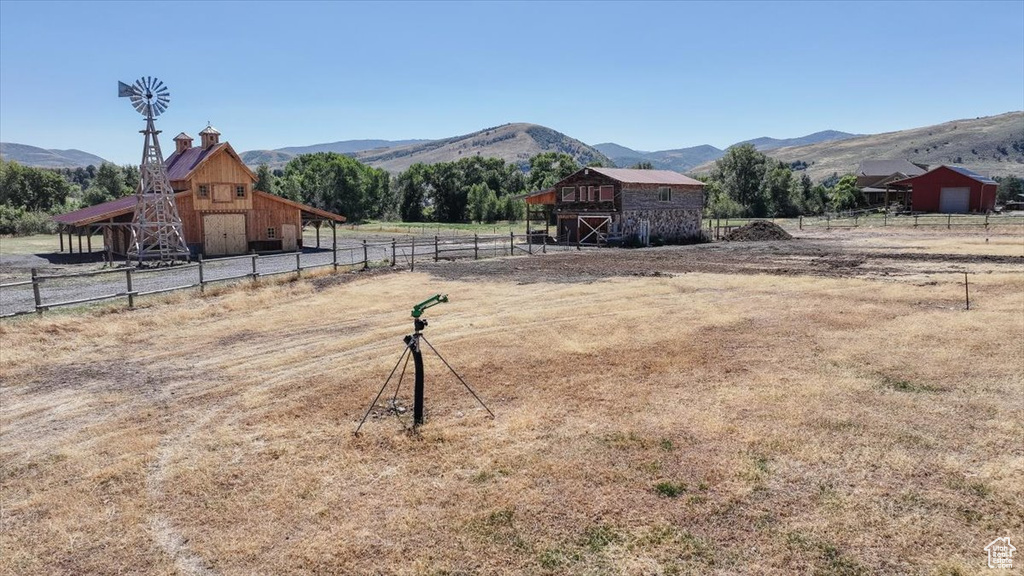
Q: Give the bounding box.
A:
[0,234,583,318]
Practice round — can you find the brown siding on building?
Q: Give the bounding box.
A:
[554,171,622,213]
[174,192,202,245]
[188,149,256,212]
[248,192,301,243]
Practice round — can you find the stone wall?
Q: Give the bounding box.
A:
[619,208,703,241]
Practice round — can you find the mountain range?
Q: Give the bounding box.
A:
[0,143,109,168]
[2,113,1021,183]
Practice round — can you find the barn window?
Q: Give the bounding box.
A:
[561,187,575,202]
[267,227,277,239]
[658,187,672,202]
[235,185,246,198]
[599,185,614,201]
[198,185,209,198]
[582,186,593,201]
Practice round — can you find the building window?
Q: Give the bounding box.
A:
[599,185,614,201]
[561,187,576,202]
[198,185,209,198]
[267,227,277,239]
[658,187,672,202]
[235,185,246,198]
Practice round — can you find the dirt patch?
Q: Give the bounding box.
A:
[724,220,793,241]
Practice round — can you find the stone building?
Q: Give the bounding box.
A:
[526,167,704,244]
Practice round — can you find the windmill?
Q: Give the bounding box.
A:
[118,77,190,263]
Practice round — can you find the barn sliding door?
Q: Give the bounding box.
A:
[203,214,247,256]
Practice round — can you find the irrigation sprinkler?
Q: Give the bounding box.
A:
[355,294,494,433]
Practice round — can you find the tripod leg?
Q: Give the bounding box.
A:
[420,336,495,418]
[355,345,411,434]
[390,349,412,405]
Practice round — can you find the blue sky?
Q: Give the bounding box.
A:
[1,0,1022,165]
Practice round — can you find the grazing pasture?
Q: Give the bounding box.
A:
[1,227,1022,575]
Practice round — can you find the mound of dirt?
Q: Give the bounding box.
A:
[724,221,793,241]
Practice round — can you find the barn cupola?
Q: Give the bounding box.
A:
[173,132,193,155]
[200,125,221,150]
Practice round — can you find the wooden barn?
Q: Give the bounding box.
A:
[54,126,345,257]
[888,165,998,213]
[525,167,704,244]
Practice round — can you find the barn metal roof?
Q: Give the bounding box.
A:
[52,194,141,226]
[584,167,704,186]
[889,165,997,187]
[165,144,223,180]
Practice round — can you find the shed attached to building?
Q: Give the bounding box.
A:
[888,165,997,213]
[527,167,705,244]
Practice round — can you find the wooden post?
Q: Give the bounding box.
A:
[474,234,479,259]
[510,231,514,255]
[332,222,338,271]
[914,214,919,227]
[985,213,990,229]
[947,213,952,229]
[964,272,970,310]
[59,228,64,252]
[31,268,42,314]
[883,213,887,226]
[826,214,830,230]
[87,231,92,253]
[126,268,135,309]
[296,252,302,278]
[799,216,803,230]
[391,238,397,267]
[434,236,439,262]
[854,214,858,227]
[362,240,368,269]
[251,254,258,282]
[411,237,415,272]
[315,221,321,249]
[198,254,205,293]
[68,229,74,253]
[528,232,533,255]
[77,230,82,253]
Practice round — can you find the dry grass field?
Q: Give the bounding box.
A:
[1,227,1022,575]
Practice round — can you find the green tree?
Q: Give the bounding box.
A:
[122,164,140,194]
[527,152,579,191]
[996,175,1023,204]
[396,163,430,222]
[279,152,384,221]
[827,174,862,212]
[630,161,654,169]
[94,162,130,200]
[760,161,797,217]
[255,163,276,194]
[0,159,75,212]
[712,144,767,215]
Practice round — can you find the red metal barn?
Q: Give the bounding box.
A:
[890,165,998,213]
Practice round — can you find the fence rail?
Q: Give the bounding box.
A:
[798,213,1024,230]
[0,233,588,318]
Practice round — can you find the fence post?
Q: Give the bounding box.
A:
[296,252,302,278]
[362,240,368,270]
[914,214,919,227]
[947,213,951,229]
[31,268,42,314]
[854,214,858,227]
[883,213,887,227]
[126,268,135,309]
[332,226,338,271]
[474,234,479,260]
[434,236,439,262]
[964,272,970,310]
[411,237,415,272]
[392,238,397,267]
[826,214,830,230]
[251,254,258,282]
[799,216,803,230]
[198,254,205,293]
[510,231,515,255]
[528,231,533,255]
[985,213,990,229]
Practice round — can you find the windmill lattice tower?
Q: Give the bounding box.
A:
[119,77,190,263]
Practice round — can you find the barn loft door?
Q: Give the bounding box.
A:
[203,214,247,256]
[281,224,297,251]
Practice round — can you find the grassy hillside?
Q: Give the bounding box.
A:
[693,112,1024,181]
[353,123,611,173]
[0,143,109,168]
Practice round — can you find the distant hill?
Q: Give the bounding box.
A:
[0,143,109,168]
[240,139,429,168]
[595,131,858,173]
[691,112,1024,181]
[736,130,861,151]
[351,123,611,173]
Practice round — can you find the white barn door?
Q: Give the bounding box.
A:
[939,187,970,213]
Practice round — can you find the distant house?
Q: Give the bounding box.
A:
[54,126,345,257]
[888,165,997,213]
[525,167,704,244]
[855,159,928,208]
